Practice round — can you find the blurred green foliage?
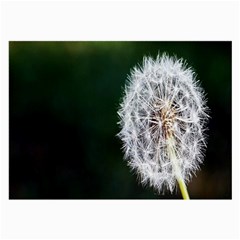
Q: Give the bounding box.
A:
[9,42,231,199]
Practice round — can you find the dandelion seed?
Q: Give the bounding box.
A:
[117,53,209,199]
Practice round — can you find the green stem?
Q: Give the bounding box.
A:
[177,177,190,200]
[167,138,190,200]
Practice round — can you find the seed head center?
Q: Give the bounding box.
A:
[159,104,175,139]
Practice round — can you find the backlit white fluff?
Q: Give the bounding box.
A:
[118,53,209,193]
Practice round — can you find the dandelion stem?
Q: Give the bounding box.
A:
[167,138,190,200]
[177,177,190,200]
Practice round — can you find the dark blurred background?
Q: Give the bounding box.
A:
[9,42,231,199]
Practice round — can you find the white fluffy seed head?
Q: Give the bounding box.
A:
[117,53,209,194]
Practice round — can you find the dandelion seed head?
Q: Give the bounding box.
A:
[117,53,209,193]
